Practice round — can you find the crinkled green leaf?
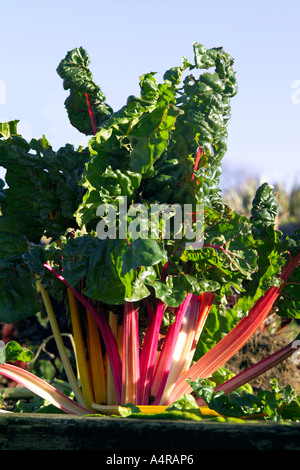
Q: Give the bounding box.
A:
[122,238,167,273]
[178,209,258,313]
[250,182,279,237]
[128,103,182,175]
[188,377,300,421]
[82,239,149,304]
[57,47,113,135]
[59,234,100,287]
[188,378,263,418]
[166,393,199,411]
[0,125,89,242]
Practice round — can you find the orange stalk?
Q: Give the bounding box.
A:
[86,309,107,405]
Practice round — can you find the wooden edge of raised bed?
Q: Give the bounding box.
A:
[0,412,300,451]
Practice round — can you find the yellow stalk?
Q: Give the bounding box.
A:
[67,288,94,409]
[86,309,107,404]
[35,277,86,408]
[91,404,221,417]
[106,311,118,405]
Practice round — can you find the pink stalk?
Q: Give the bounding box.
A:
[138,300,166,404]
[121,302,140,405]
[43,262,122,404]
[164,253,300,405]
[196,334,300,406]
[158,292,215,405]
[85,92,97,135]
[151,293,193,405]
[0,363,92,415]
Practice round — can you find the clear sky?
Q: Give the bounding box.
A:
[1,0,300,193]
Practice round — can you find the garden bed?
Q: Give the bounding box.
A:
[225,327,300,393]
[0,413,300,451]
[1,43,300,453]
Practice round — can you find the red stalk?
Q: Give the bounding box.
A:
[164,253,300,405]
[191,147,204,181]
[196,334,300,406]
[138,300,166,404]
[85,92,97,135]
[121,302,140,405]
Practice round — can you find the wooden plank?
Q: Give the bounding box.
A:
[0,413,300,451]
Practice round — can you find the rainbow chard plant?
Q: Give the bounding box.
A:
[0,43,300,418]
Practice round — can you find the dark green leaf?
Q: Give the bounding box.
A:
[57,47,113,135]
[250,183,279,237]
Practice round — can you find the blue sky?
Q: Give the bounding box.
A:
[1,0,300,193]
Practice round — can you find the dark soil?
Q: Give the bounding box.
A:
[225,326,300,393]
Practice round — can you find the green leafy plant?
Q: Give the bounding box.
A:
[188,376,300,421]
[0,43,299,418]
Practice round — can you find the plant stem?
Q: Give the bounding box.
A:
[183,292,215,372]
[106,312,118,405]
[0,363,92,415]
[139,300,166,405]
[86,309,107,404]
[158,292,215,405]
[67,289,95,409]
[43,263,122,404]
[36,277,86,408]
[191,147,204,181]
[151,293,192,405]
[121,302,140,405]
[85,92,97,135]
